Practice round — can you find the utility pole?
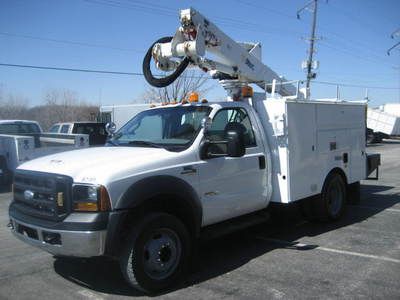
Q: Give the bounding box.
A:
[387,28,400,102]
[297,0,320,98]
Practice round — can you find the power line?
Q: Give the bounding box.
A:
[234,0,391,62]
[319,41,396,68]
[313,80,399,90]
[83,0,393,69]
[0,63,210,79]
[0,62,398,90]
[0,32,144,53]
[0,63,143,76]
[328,3,388,38]
[234,0,296,20]
[83,0,176,17]
[84,0,303,38]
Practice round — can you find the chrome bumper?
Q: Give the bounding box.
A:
[9,217,107,257]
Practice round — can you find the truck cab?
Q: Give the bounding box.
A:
[49,122,107,145]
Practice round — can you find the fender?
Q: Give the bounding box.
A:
[116,175,202,214]
[105,175,202,257]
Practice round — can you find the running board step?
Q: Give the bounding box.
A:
[200,211,270,241]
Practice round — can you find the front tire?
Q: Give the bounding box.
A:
[120,213,191,293]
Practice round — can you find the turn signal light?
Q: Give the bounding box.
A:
[189,92,199,102]
[74,202,99,212]
[73,185,111,212]
[99,185,111,211]
[241,86,253,98]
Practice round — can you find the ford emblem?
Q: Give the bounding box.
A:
[24,190,35,201]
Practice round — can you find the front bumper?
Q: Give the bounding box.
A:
[9,215,107,258]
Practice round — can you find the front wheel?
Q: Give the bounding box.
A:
[120,213,191,293]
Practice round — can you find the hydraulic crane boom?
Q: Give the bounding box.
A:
[143,7,297,97]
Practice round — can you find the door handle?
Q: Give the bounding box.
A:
[181,166,197,175]
[258,156,266,169]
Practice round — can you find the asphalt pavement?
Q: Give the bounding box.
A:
[0,141,399,299]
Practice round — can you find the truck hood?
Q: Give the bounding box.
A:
[17,146,177,184]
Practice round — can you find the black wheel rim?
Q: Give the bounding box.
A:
[141,228,182,280]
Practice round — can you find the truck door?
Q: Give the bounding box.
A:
[199,107,268,226]
[60,124,70,134]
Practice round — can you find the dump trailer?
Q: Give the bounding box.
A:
[8,7,380,293]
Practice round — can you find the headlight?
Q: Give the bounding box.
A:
[72,184,111,212]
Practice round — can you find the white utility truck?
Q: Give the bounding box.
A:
[99,104,149,130]
[0,120,89,186]
[8,8,380,293]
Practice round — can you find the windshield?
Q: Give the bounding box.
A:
[111,106,211,150]
[0,123,41,134]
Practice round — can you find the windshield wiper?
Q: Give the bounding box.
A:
[106,139,119,146]
[127,140,163,148]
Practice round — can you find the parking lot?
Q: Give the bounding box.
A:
[0,141,399,299]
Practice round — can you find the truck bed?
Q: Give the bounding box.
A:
[255,96,367,203]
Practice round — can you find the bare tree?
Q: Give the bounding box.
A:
[34,89,99,130]
[0,85,30,120]
[0,86,99,130]
[138,70,213,103]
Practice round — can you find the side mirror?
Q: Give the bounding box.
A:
[105,122,117,136]
[200,129,245,159]
[226,129,245,157]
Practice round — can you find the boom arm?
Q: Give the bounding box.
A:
[146,8,296,97]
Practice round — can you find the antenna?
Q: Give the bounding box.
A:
[297,0,322,99]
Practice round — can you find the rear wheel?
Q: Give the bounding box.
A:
[120,212,191,293]
[316,173,347,221]
[301,173,347,222]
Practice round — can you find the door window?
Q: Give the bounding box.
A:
[49,125,60,133]
[60,125,70,134]
[209,108,256,147]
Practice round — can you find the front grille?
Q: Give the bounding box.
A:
[13,171,73,221]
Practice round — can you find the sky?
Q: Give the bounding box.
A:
[0,0,399,107]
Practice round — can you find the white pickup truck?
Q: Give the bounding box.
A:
[0,120,89,187]
[8,7,380,293]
